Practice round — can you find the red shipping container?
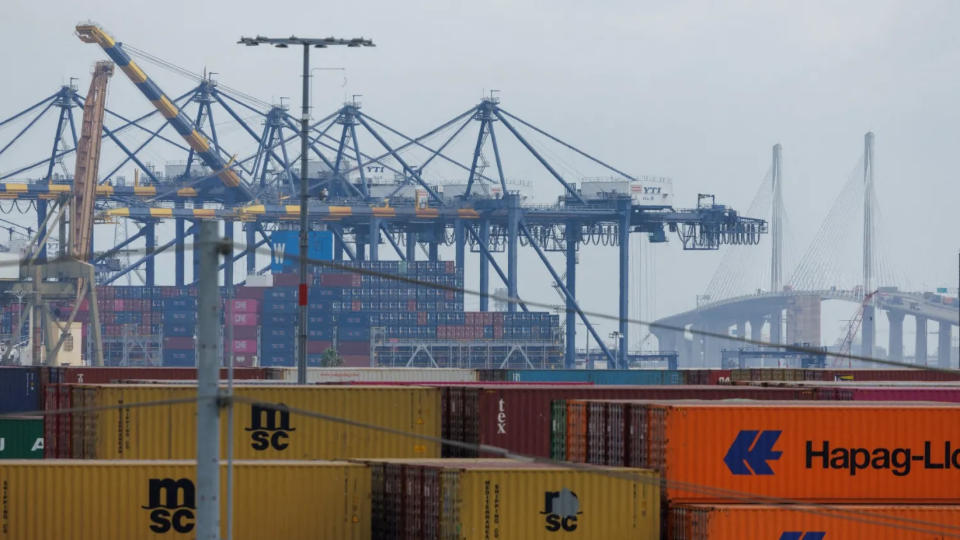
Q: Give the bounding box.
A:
[482,312,493,326]
[437,326,446,340]
[338,341,370,355]
[494,326,504,339]
[163,336,195,350]
[73,311,90,323]
[307,340,333,354]
[418,312,427,326]
[78,299,89,312]
[819,369,960,382]
[56,367,267,384]
[492,312,504,325]
[461,385,820,459]
[445,290,454,301]
[112,300,124,311]
[273,273,299,286]
[465,312,476,325]
[227,326,258,340]
[407,300,416,312]
[227,299,259,313]
[341,354,369,367]
[230,312,259,326]
[235,287,265,300]
[230,355,257,368]
[98,286,114,299]
[352,300,361,312]
[160,286,180,298]
[226,339,258,353]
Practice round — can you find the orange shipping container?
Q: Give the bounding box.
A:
[669,504,960,540]
[640,401,960,503]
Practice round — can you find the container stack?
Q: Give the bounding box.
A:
[224,298,260,367]
[548,399,960,539]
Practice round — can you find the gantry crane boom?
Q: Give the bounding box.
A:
[71,61,113,260]
[75,24,252,201]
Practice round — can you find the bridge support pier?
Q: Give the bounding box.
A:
[692,323,705,367]
[749,317,764,344]
[681,333,693,367]
[939,321,953,369]
[861,305,876,359]
[886,311,904,361]
[769,310,782,344]
[915,316,928,365]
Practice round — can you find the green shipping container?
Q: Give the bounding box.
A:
[0,416,44,459]
[550,400,567,461]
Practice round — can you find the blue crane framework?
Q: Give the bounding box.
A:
[0,25,768,368]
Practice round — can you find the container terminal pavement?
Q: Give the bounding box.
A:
[2,366,960,538]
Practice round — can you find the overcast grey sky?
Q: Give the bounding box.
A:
[1,0,957,350]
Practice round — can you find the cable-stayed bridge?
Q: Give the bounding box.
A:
[653,134,959,368]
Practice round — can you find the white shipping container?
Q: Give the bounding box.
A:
[275,367,479,383]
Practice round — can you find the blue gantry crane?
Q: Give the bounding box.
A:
[0,29,767,369]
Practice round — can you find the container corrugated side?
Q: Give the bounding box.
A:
[0,417,44,458]
[669,504,960,540]
[58,367,267,384]
[0,367,41,414]
[273,367,478,383]
[0,460,370,540]
[442,466,659,540]
[470,385,818,459]
[502,369,682,385]
[644,401,960,503]
[84,385,441,460]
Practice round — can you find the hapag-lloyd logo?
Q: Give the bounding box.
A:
[724,431,960,477]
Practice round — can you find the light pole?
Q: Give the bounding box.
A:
[239,35,374,385]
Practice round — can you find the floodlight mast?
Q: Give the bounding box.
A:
[238,35,375,385]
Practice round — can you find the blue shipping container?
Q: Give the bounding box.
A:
[166,311,198,324]
[263,300,297,314]
[163,323,194,337]
[261,354,295,367]
[0,367,41,414]
[261,339,293,352]
[164,298,198,310]
[162,350,197,367]
[264,313,296,325]
[262,326,295,340]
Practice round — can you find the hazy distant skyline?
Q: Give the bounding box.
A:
[1,0,957,351]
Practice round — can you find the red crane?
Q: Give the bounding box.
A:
[834,290,878,367]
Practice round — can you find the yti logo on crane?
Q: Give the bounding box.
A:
[724,430,783,475]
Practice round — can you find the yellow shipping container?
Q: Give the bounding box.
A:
[75,384,440,460]
[0,460,370,540]
[440,466,660,540]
